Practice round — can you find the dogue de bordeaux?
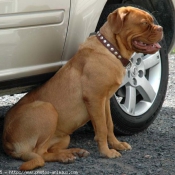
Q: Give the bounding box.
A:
[3,6,163,170]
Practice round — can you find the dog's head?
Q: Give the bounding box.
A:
[107,6,163,54]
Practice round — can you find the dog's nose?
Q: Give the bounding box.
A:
[156,25,163,32]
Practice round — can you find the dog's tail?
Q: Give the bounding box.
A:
[3,139,45,170]
[20,152,45,171]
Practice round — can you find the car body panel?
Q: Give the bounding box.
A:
[62,0,107,61]
[0,0,70,81]
[0,0,107,84]
[0,10,64,29]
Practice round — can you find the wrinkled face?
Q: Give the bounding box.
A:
[107,6,163,54]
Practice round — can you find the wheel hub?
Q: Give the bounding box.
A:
[131,65,138,77]
[127,55,145,87]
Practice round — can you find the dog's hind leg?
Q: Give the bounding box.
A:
[20,152,45,171]
[3,101,59,170]
[43,149,90,164]
[43,135,89,163]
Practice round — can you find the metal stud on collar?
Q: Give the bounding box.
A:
[96,31,130,67]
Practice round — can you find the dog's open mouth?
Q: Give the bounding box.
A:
[132,40,161,53]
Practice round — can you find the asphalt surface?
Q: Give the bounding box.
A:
[0,57,174,175]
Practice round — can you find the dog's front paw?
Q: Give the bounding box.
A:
[100,149,121,158]
[112,141,132,151]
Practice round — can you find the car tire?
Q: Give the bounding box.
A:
[96,4,169,135]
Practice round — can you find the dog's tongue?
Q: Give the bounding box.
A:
[154,43,161,49]
[147,42,161,52]
[133,40,161,53]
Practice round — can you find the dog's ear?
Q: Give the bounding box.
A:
[107,7,129,34]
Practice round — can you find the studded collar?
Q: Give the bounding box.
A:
[96,31,130,67]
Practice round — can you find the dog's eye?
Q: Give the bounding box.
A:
[142,22,148,25]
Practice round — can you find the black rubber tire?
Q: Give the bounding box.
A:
[96,4,169,135]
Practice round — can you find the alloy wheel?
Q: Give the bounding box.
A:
[115,52,161,116]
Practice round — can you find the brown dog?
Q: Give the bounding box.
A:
[3,6,163,170]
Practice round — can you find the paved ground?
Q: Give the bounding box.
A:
[0,57,174,175]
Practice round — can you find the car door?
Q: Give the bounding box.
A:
[0,0,70,81]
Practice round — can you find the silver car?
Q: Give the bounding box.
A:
[0,0,175,135]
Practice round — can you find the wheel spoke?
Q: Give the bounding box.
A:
[143,52,160,70]
[137,76,156,102]
[123,85,136,114]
